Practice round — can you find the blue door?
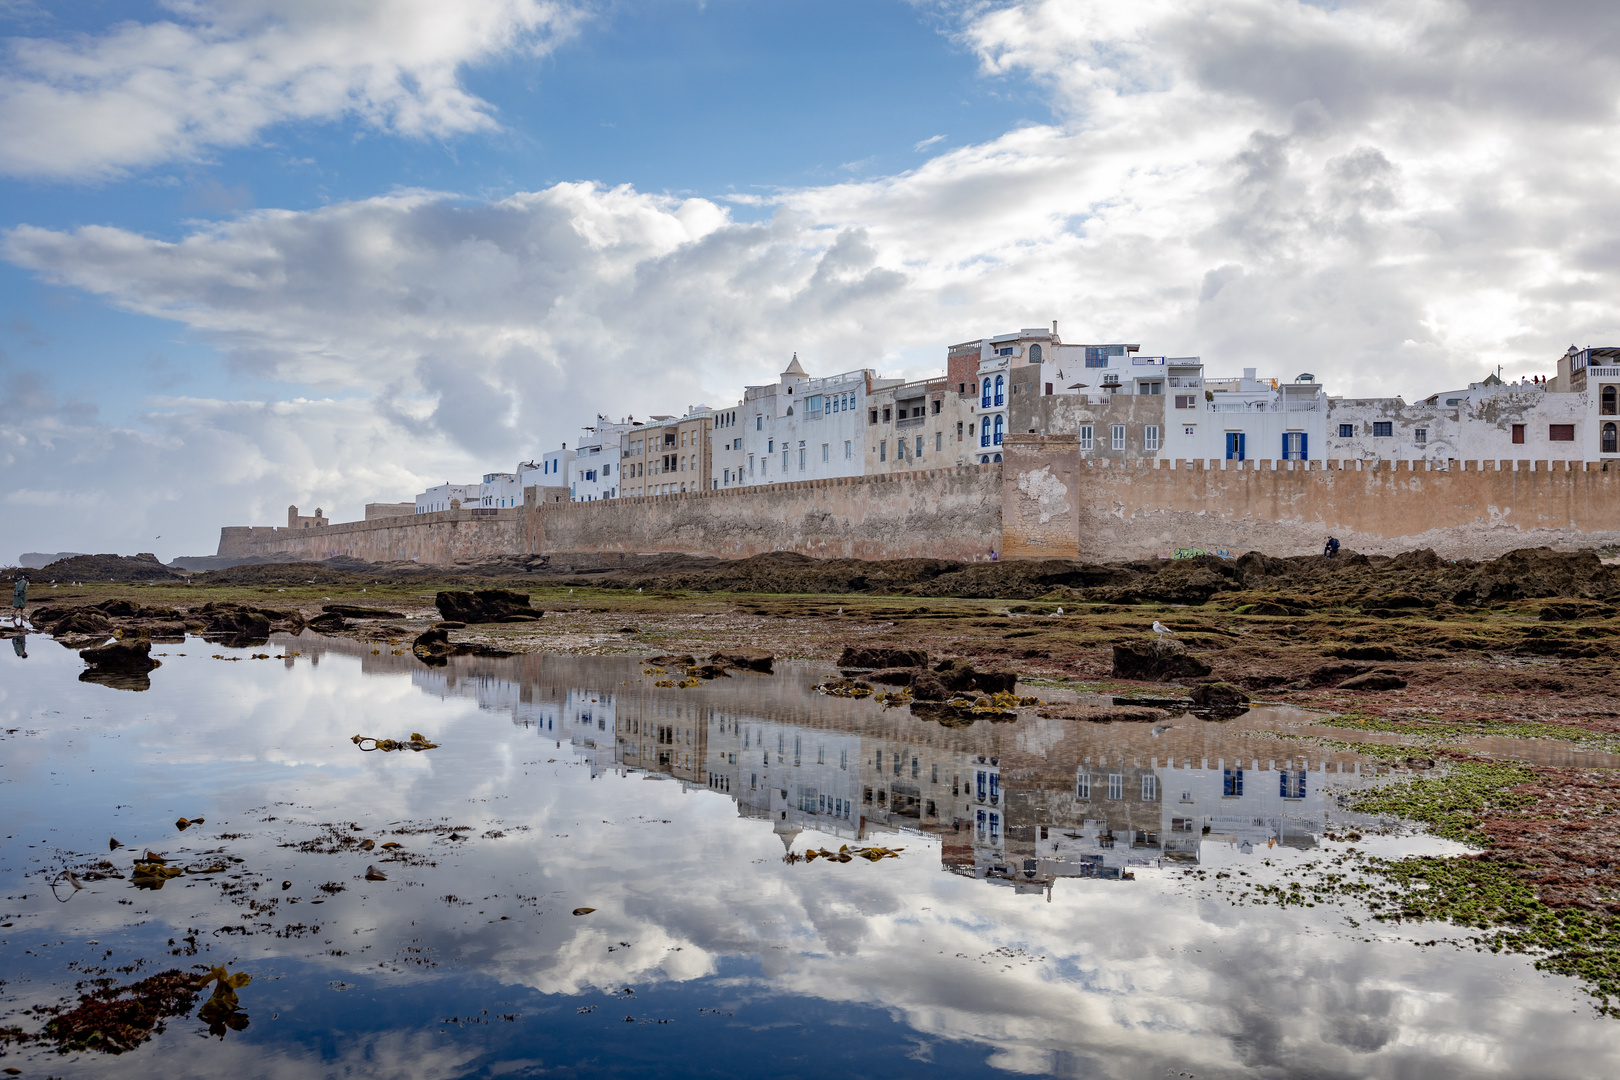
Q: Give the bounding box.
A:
[1225,432,1246,460]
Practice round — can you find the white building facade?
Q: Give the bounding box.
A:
[740,356,878,487]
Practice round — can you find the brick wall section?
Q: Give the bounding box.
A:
[228,465,1003,564]
[1003,433,1620,560]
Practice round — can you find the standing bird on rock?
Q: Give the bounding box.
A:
[1152,620,1175,639]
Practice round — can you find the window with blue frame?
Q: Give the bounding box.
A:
[976,771,987,802]
[1226,432,1246,460]
[993,415,1004,445]
[1085,345,1124,367]
[1223,767,1244,796]
[1280,769,1308,799]
[1282,432,1308,460]
[980,417,991,447]
[981,378,992,408]
[1338,423,1354,438]
[994,374,1005,406]
[1374,421,1393,437]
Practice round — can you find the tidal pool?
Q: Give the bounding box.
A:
[1,632,1616,1078]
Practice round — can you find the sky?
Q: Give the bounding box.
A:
[4,0,1620,559]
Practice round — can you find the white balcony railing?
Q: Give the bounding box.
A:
[1209,399,1322,413]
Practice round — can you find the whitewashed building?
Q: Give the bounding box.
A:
[569,415,636,501]
[740,355,881,487]
[711,400,746,490]
[414,482,481,514]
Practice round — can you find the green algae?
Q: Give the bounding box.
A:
[1348,760,1537,845]
[1316,713,1620,749]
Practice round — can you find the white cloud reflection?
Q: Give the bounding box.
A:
[1,638,1617,1078]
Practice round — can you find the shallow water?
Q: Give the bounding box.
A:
[1,632,1617,1079]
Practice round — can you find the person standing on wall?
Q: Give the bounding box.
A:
[11,572,26,626]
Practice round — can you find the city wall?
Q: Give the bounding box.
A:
[223,444,1620,567]
[1002,433,1620,560]
[227,466,1003,564]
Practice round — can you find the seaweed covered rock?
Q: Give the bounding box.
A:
[909,670,950,701]
[1110,640,1213,682]
[932,657,1017,694]
[1445,548,1618,606]
[434,589,535,623]
[709,648,774,673]
[412,627,454,662]
[838,645,927,669]
[410,626,517,665]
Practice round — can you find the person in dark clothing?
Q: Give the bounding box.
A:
[10,573,25,627]
[1323,537,1341,557]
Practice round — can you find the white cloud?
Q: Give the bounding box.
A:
[913,134,946,152]
[9,0,1620,555]
[0,0,585,180]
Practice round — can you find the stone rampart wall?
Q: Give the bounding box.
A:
[227,466,1003,564]
[1003,433,1620,560]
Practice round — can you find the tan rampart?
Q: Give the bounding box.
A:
[222,465,1003,565]
[1002,433,1620,560]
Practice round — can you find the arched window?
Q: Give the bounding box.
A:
[980,417,991,447]
[1605,423,1618,454]
[994,453,1002,462]
[786,406,793,416]
[980,454,989,464]
[981,378,992,408]
[1604,386,1618,416]
[994,374,1005,406]
[1029,344,1042,362]
[993,414,1004,445]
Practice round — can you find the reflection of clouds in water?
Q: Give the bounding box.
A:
[3,637,1620,1078]
[102,1028,486,1080]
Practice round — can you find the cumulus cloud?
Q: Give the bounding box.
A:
[9,0,1620,555]
[0,0,585,180]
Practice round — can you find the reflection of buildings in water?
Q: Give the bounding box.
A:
[383,649,1388,895]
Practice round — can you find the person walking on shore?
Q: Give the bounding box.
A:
[11,573,26,627]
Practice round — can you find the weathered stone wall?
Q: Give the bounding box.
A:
[226,465,1003,564]
[536,466,1001,561]
[1003,433,1620,560]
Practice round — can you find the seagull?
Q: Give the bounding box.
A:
[1152,621,1175,638]
[1051,607,1063,617]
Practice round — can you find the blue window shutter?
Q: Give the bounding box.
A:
[1283,433,1289,459]
[1301,432,1308,461]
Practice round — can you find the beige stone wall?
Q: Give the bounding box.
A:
[226,465,1003,564]
[1004,433,1620,560]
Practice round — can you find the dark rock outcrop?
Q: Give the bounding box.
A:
[1336,672,1408,691]
[1110,641,1213,682]
[1188,681,1250,708]
[306,612,347,632]
[322,604,406,619]
[434,589,535,623]
[838,646,927,669]
[909,671,950,701]
[932,657,1018,694]
[709,648,774,673]
[645,654,695,668]
[79,638,159,691]
[411,627,517,665]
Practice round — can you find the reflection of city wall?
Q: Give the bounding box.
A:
[279,635,1383,893]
